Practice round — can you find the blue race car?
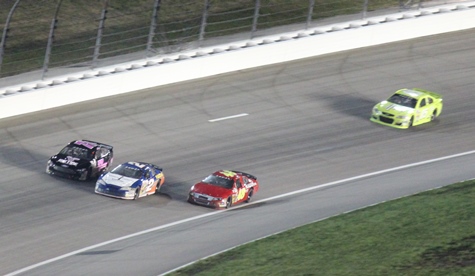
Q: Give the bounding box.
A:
[95,162,165,200]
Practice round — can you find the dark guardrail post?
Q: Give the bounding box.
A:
[251,0,261,39]
[199,0,210,44]
[41,0,64,80]
[362,0,369,19]
[93,0,109,69]
[146,0,161,56]
[306,0,315,29]
[0,0,21,76]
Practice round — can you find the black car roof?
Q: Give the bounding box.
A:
[68,140,113,150]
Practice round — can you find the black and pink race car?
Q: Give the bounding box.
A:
[46,140,113,181]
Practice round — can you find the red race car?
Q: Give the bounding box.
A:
[188,170,259,209]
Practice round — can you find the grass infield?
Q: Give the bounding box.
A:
[170,180,475,275]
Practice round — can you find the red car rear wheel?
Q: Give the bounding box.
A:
[245,189,254,203]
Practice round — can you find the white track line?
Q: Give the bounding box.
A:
[7,149,475,276]
[208,113,248,122]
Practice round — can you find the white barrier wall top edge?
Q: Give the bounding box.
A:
[0,2,474,119]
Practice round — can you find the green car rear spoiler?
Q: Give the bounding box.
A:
[412,88,442,101]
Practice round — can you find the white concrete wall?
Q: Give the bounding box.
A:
[0,2,474,119]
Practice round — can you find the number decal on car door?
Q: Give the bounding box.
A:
[237,188,246,201]
[143,178,154,192]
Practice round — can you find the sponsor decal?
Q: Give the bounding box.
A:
[74,140,96,149]
[385,104,395,111]
[58,156,79,166]
[129,162,147,168]
[221,170,236,177]
[97,159,108,169]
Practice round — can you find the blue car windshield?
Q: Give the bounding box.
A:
[388,94,417,108]
[203,175,234,189]
[111,164,143,179]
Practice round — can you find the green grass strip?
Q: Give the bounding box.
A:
[171,180,475,275]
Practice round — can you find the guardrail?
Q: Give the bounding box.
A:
[0,2,474,120]
[0,0,468,79]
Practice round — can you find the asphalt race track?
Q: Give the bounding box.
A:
[1,28,474,275]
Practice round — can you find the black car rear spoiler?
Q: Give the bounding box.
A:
[82,140,114,151]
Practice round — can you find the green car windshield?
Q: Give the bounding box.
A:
[388,94,417,108]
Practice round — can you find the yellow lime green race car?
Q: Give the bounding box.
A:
[370,88,443,129]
